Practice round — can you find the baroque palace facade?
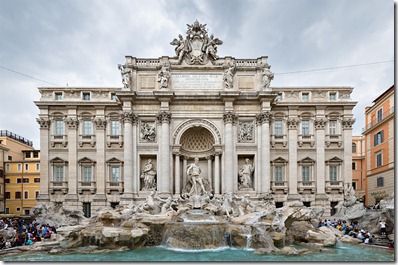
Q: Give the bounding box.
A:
[35,21,356,217]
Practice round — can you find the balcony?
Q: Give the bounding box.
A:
[271,134,287,147]
[271,181,288,194]
[325,134,342,147]
[298,180,316,194]
[325,180,344,193]
[106,181,124,193]
[78,181,96,194]
[49,181,68,194]
[50,134,68,147]
[78,134,96,147]
[298,134,315,147]
[106,135,123,147]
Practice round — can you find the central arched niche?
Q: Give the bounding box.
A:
[180,126,215,157]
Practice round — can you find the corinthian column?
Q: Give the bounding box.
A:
[157,111,171,195]
[261,111,271,193]
[36,117,51,203]
[342,117,355,186]
[94,117,107,200]
[121,110,136,203]
[65,116,79,202]
[315,118,326,194]
[287,118,299,197]
[223,111,236,193]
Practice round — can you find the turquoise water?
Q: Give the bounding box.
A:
[1,244,394,262]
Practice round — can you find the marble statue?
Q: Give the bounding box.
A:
[234,194,257,216]
[157,64,171,89]
[261,67,274,90]
[220,192,237,218]
[205,34,223,60]
[223,64,235,89]
[238,122,254,142]
[186,157,207,195]
[238,158,254,190]
[140,159,157,191]
[118,64,131,90]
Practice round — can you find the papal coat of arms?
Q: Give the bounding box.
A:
[170,20,223,65]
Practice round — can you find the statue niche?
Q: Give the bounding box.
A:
[179,126,215,197]
[140,158,157,191]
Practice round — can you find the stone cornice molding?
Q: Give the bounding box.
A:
[120,110,138,124]
[65,117,79,129]
[36,118,51,130]
[342,118,355,130]
[156,110,172,124]
[94,118,107,130]
[314,118,326,130]
[223,111,237,124]
[287,118,299,130]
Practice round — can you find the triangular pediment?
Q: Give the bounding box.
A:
[299,157,315,163]
[272,157,288,163]
[78,157,95,164]
[326,156,343,163]
[106,157,123,164]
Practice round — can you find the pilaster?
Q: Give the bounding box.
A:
[36,117,51,202]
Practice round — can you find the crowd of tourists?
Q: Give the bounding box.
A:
[318,218,392,246]
[0,217,57,249]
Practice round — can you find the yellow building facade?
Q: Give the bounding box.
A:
[0,130,38,215]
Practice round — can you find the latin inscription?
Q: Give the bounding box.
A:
[171,74,222,89]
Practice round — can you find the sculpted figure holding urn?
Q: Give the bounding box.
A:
[140,159,157,191]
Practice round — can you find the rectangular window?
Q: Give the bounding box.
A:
[276,93,282,101]
[377,108,383,123]
[82,92,91,100]
[111,120,120,135]
[274,120,283,135]
[16,208,21,212]
[17,164,21,171]
[35,191,39,198]
[374,130,384,146]
[329,120,337,135]
[83,202,91,218]
[23,178,29,183]
[301,120,310,135]
[55,92,63,100]
[15,191,21,199]
[376,153,382,167]
[111,93,117,100]
[83,120,92,135]
[352,143,357,153]
[329,165,338,181]
[329,92,337,100]
[6,164,9,171]
[5,192,10,199]
[376,177,384,187]
[5,179,10,183]
[34,178,40,183]
[25,152,31,158]
[83,166,92,182]
[352,162,356,170]
[54,166,64,182]
[17,178,22,183]
[352,182,357,190]
[55,120,64,135]
[111,166,120,183]
[25,164,29,170]
[301,92,309,101]
[302,166,311,182]
[33,151,39,158]
[24,191,28,199]
[274,166,283,182]
[36,163,40,170]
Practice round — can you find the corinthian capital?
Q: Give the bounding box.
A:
[342,118,355,129]
[36,118,51,130]
[223,111,236,124]
[315,118,326,129]
[65,117,79,129]
[256,111,272,124]
[287,118,298,129]
[156,111,171,124]
[121,110,138,124]
[94,118,107,130]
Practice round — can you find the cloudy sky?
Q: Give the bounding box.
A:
[0,0,394,149]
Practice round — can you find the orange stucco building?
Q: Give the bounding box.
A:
[351,135,366,202]
[362,85,394,206]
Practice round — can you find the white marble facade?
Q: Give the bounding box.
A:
[35,21,356,216]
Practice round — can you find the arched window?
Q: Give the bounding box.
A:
[352,143,357,153]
